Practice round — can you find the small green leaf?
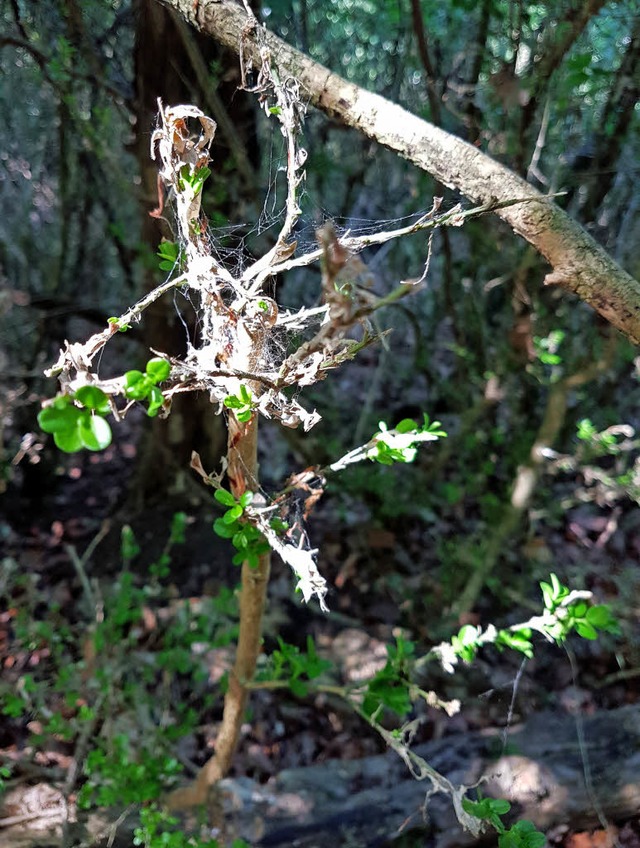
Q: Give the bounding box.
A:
[145,358,171,383]
[79,414,112,451]
[215,489,237,507]
[491,799,511,815]
[157,241,179,268]
[572,601,588,618]
[54,426,84,453]
[146,385,164,417]
[245,549,259,568]
[499,820,546,848]
[496,629,534,658]
[125,370,145,386]
[213,518,236,538]
[289,678,308,697]
[396,418,418,433]
[364,676,411,717]
[586,604,617,630]
[540,581,553,609]
[223,505,244,523]
[232,530,248,549]
[38,403,80,434]
[169,512,187,544]
[125,371,150,400]
[575,621,598,640]
[75,385,109,412]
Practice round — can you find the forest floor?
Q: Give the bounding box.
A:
[1,415,640,848]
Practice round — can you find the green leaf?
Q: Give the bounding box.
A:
[571,601,588,618]
[75,385,110,412]
[121,525,141,562]
[364,675,411,717]
[463,796,510,827]
[157,241,179,264]
[54,427,84,453]
[125,371,150,400]
[223,505,244,523]
[145,358,171,383]
[496,629,534,658]
[237,408,253,423]
[490,799,511,815]
[38,403,80,434]
[575,621,598,640]
[213,518,237,538]
[499,820,546,848]
[239,492,253,508]
[215,489,237,507]
[232,530,248,549]
[540,581,553,609]
[169,512,187,544]
[289,678,308,697]
[125,370,145,387]
[396,418,418,433]
[146,386,164,417]
[586,604,617,630]
[79,414,112,451]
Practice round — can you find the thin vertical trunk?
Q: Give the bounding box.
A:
[167,412,271,810]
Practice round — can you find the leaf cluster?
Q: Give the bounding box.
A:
[177,164,211,198]
[37,385,112,453]
[449,573,619,664]
[157,240,185,272]
[125,357,171,417]
[78,734,181,809]
[540,572,619,641]
[371,415,446,465]
[362,636,415,718]
[213,488,270,567]
[134,804,248,848]
[223,384,256,423]
[463,796,545,848]
[262,635,331,697]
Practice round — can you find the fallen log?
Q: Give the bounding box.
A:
[1,706,638,847]
[225,704,640,847]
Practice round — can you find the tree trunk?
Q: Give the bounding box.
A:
[158,0,640,345]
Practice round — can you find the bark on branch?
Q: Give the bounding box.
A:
[158,0,640,344]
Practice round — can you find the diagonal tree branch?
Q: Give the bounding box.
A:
[157,0,640,344]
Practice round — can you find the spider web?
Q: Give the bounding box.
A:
[157,112,434,379]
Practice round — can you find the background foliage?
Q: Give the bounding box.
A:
[1,0,639,844]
